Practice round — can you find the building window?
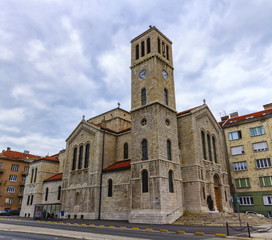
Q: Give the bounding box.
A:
[259,176,272,187]
[228,130,242,140]
[124,143,128,159]
[22,175,26,182]
[11,164,19,171]
[135,44,139,60]
[201,131,207,160]
[147,38,151,54]
[34,168,37,183]
[84,144,90,168]
[141,41,145,57]
[166,45,169,60]
[30,168,34,183]
[239,196,254,205]
[108,179,113,197]
[268,212,272,218]
[231,146,244,155]
[167,139,171,160]
[250,126,265,136]
[212,136,217,163]
[253,142,268,152]
[78,145,83,169]
[141,88,146,106]
[168,170,174,193]
[7,186,15,193]
[158,37,161,54]
[30,195,33,205]
[8,198,13,204]
[235,178,250,188]
[20,186,24,194]
[57,186,61,200]
[263,195,272,205]
[207,134,212,162]
[27,195,30,205]
[72,147,77,170]
[162,41,165,57]
[24,166,29,172]
[256,158,271,169]
[164,88,168,105]
[19,197,23,204]
[142,139,148,160]
[9,175,17,182]
[45,187,49,201]
[233,161,247,171]
[142,170,148,193]
[0,162,2,168]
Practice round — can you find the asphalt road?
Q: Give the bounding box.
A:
[0,231,73,240]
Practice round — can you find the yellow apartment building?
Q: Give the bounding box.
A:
[221,104,272,218]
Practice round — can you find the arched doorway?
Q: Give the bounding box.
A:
[214,174,222,211]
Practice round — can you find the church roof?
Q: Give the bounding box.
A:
[44,173,63,182]
[220,108,272,127]
[177,105,202,116]
[103,160,131,173]
[0,149,41,160]
[33,156,59,163]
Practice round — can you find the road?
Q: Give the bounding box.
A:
[0,217,255,240]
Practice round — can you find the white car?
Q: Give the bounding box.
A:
[245,211,265,217]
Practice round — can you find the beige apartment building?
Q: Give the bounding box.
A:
[221,104,272,218]
[0,148,39,211]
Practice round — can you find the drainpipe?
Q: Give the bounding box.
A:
[98,129,105,220]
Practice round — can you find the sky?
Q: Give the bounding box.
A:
[0,0,271,156]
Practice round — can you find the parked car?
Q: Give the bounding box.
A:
[245,211,265,217]
[0,210,7,216]
[5,210,20,216]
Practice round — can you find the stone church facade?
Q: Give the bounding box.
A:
[21,27,232,224]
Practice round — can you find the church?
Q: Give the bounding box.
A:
[20,27,232,224]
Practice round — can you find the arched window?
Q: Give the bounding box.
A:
[164,88,168,105]
[147,38,151,54]
[27,195,30,205]
[45,187,48,201]
[78,145,83,169]
[142,170,148,193]
[168,170,174,193]
[212,136,217,163]
[34,168,37,183]
[141,88,146,106]
[166,45,169,60]
[167,139,171,160]
[136,44,139,60]
[30,195,34,205]
[84,144,90,168]
[72,147,77,170]
[201,131,207,160]
[57,186,61,200]
[124,143,128,159]
[158,37,161,53]
[207,134,212,162]
[108,179,113,197]
[141,41,145,57]
[30,168,34,183]
[142,139,148,160]
[162,41,165,57]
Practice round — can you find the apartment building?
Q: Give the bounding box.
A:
[0,148,40,211]
[221,104,272,218]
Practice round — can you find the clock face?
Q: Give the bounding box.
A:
[139,69,147,79]
[162,70,168,79]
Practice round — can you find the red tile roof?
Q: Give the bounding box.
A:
[221,108,272,127]
[0,150,41,160]
[103,160,131,173]
[34,156,59,163]
[177,105,202,116]
[44,173,63,182]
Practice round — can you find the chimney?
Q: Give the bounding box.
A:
[24,150,30,154]
[7,147,11,151]
[263,103,272,110]
[221,115,229,121]
[230,112,239,118]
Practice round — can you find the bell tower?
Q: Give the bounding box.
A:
[129,27,183,224]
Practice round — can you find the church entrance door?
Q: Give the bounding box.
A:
[214,175,222,211]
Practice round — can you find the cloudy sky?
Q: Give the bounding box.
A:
[0,0,271,156]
